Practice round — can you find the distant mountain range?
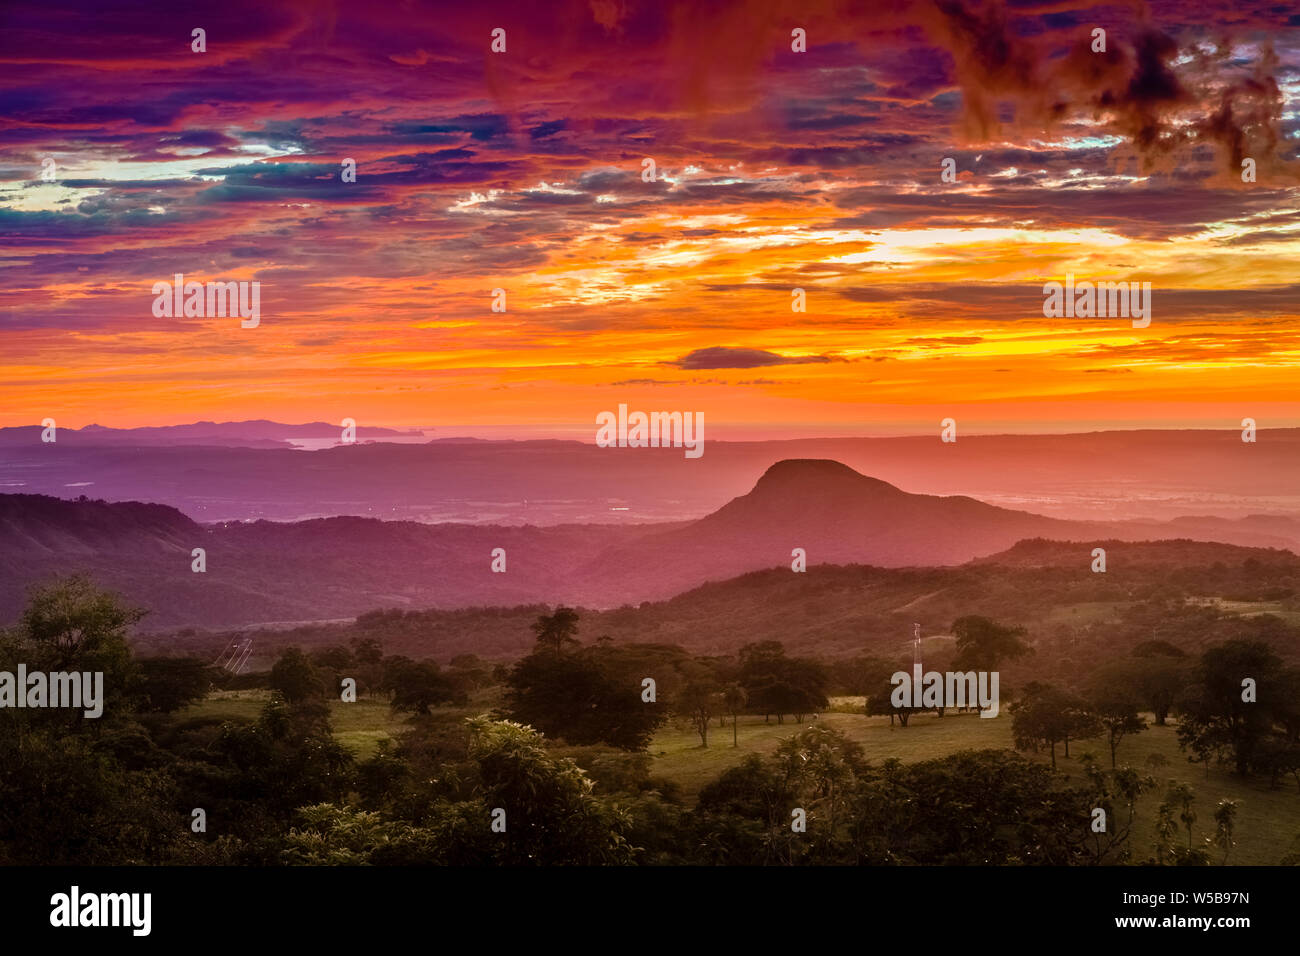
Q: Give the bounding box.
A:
[2,458,1297,631]
[0,420,422,449]
[2,423,1297,525]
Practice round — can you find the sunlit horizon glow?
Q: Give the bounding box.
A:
[2,0,1298,435]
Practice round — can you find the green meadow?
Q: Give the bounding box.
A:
[188,689,411,758]
[649,708,1300,865]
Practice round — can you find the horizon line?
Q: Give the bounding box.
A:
[5,419,1300,442]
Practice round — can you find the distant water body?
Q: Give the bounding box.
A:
[284,436,430,451]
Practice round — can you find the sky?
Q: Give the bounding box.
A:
[2,0,1299,438]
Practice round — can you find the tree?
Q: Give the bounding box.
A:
[783,657,830,722]
[447,654,495,690]
[695,753,799,865]
[737,641,786,721]
[386,659,458,715]
[1213,799,1239,864]
[1177,640,1284,776]
[0,578,201,864]
[531,607,580,655]
[1154,782,1211,866]
[1273,667,1300,743]
[848,750,1104,866]
[14,575,140,727]
[737,641,828,725]
[505,648,664,750]
[282,804,419,865]
[349,637,384,696]
[1090,688,1148,769]
[19,574,144,669]
[466,717,634,865]
[132,657,213,713]
[350,637,383,667]
[679,680,721,747]
[1255,737,1300,792]
[1010,682,1093,769]
[309,645,354,696]
[200,694,355,831]
[866,674,923,727]
[0,730,179,864]
[1131,641,1189,726]
[1061,697,1099,761]
[772,725,867,841]
[951,615,1031,671]
[1078,757,1155,865]
[269,647,323,703]
[722,683,746,747]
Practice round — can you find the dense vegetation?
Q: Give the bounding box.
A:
[141,540,1300,675]
[5,572,1300,865]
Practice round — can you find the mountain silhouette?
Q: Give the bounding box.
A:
[0,459,1296,629]
[576,458,1127,597]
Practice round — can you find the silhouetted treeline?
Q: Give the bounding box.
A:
[3,577,1299,866]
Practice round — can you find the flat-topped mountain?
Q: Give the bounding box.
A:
[0,460,1296,630]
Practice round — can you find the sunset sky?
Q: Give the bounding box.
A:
[2,0,1299,437]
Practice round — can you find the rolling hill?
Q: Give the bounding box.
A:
[2,459,1297,631]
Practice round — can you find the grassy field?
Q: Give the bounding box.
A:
[184,689,1300,864]
[649,708,1300,865]
[186,689,413,759]
[650,708,1013,798]
[1191,597,1300,625]
[1042,601,1130,625]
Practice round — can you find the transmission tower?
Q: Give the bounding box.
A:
[214,636,254,674]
